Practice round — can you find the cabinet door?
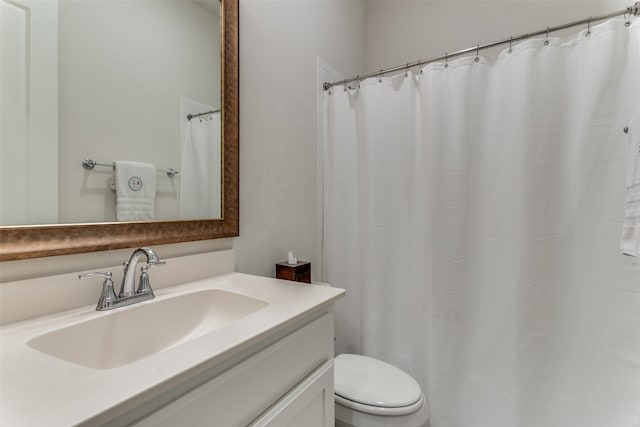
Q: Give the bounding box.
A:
[250,359,334,427]
[133,313,334,427]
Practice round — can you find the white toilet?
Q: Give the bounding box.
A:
[334,354,430,427]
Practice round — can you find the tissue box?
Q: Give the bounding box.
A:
[276,261,311,284]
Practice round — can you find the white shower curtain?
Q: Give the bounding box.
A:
[180,113,221,219]
[324,19,640,427]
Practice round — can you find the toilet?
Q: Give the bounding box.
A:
[334,354,430,427]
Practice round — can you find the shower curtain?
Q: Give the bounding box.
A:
[180,112,221,219]
[324,19,640,427]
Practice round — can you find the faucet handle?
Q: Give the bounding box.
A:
[79,271,117,311]
[79,271,112,280]
[135,262,164,295]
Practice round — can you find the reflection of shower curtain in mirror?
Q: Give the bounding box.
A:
[180,113,221,219]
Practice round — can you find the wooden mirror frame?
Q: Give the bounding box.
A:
[0,0,239,261]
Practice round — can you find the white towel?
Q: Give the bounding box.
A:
[622,109,640,257]
[114,160,156,221]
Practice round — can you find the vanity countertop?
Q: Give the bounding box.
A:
[0,272,345,427]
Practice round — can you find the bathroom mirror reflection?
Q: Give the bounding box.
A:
[0,0,222,226]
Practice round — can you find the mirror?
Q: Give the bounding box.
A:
[0,0,238,260]
[2,0,222,224]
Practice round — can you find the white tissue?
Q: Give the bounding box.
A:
[287,251,298,265]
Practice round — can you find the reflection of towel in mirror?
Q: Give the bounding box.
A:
[622,108,640,256]
[114,161,156,221]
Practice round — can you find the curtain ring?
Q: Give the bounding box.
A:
[444,53,449,69]
[508,36,513,54]
[544,27,550,46]
[625,12,631,27]
[405,63,410,78]
[378,70,383,83]
[475,45,480,62]
[586,17,592,37]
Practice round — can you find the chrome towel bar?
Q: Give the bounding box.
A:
[82,158,178,178]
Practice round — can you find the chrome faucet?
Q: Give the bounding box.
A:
[120,247,164,298]
[79,247,165,311]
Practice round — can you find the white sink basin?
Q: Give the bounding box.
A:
[27,289,268,369]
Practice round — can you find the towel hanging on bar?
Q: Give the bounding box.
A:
[114,161,156,221]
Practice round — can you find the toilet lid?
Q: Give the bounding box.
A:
[334,354,423,409]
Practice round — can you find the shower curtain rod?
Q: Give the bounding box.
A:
[187,109,220,121]
[323,2,640,90]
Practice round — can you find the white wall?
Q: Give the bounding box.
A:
[0,239,233,283]
[365,1,629,71]
[235,0,366,279]
[58,0,220,223]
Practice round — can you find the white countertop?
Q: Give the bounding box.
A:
[0,272,344,427]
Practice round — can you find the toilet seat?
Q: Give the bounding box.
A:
[335,391,425,416]
[334,354,424,416]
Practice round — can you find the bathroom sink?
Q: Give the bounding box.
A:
[27,289,269,369]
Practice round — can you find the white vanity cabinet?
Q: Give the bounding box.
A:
[131,312,335,427]
[1,263,345,427]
